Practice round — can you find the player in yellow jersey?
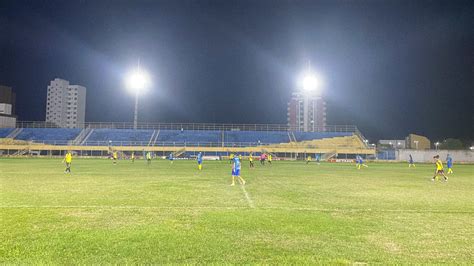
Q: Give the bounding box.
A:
[249,152,254,168]
[112,151,118,165]
[229,153,234,164]
[131,152,135,163]
[62,151,72,173]
[268,154,272,165]
[306,155,312,164]
[146,151,152,165]
[432,155,448,182]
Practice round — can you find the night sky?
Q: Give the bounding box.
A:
[1,0,473,141]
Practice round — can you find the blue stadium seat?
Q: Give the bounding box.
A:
[224,131,290,145]
[15,128,82,144]
[157,130,220,145]
[293,132,352,141]
[6,127,356,146]
[86,129,154,146]
[0,128,14,138]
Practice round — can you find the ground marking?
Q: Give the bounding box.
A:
[239,184,255,209]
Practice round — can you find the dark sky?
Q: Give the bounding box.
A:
[1,0,473,141]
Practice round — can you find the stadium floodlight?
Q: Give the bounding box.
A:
[126,69,150,94]
[300,72,323,92]
[435,142,440,150]
[125,64,151,129]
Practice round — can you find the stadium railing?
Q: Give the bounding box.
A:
[15,121,359,133]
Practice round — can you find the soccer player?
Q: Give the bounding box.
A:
[260,153,266,165]
[408,154,415,168]
[229,153,234,164]
[231,154,246,186]
[197,152,203,170]
[249,152,254,168]
[112,151,118,165]
[268,154,272,165]
[168,153,174,164]
[356,155,368,170]
[432,155,448,182]
[315,154,321,165]
[446,154,453,174]
[131,152,135,163]
[146,151,152,165]
[63,151,72,173]
[306,155,312,164]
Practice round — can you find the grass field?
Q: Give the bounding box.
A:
[1,158,473,264]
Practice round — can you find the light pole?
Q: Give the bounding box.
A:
[435,142,440,151]
[126,62,150,129]
[299,66,323,132]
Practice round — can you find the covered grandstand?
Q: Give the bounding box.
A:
[0,122,374,158]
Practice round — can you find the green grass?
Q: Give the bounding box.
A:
[1,158,473,264]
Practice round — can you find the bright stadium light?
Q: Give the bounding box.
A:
[299,72,323,92]
[125,62,151,129]
[126,69,150,94]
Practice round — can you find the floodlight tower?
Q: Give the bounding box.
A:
[298,63,323,132]
[125,60,150,129]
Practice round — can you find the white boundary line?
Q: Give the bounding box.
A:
[1,205,472,213]
[240,184,255,209]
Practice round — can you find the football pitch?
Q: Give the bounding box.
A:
[1,158,473,264]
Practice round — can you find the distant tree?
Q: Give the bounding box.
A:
[439,138,464,150]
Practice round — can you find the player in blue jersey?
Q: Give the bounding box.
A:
[315,153,321,165]
[446,154,453,174]
[168,153,174,164]
[408,154,415,168]
[356,155,368,170]
[231,155,246,186]
[197,152,203,170]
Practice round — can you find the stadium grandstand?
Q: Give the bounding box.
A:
[0,121,374,158]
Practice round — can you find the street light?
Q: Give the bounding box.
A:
[435,142,440,151]
[125,64,150,129]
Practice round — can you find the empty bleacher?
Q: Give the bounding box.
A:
[224,131,290,146]
[85,129,154,146]
[14,128,82,144]
[293,132,352,141]
[0,127,368,152]
[270,134,365,149]
[0,128,14,138]
[157,130,221,145]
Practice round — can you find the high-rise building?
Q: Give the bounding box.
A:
[45,78,86,128]
[287,91,326,132]
[0,85,17,128]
